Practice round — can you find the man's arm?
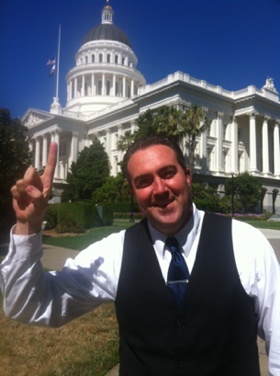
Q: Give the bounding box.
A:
[10,142,57,235]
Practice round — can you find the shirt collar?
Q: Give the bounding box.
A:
[147,203,202,259]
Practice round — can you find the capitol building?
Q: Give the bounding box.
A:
[23,2,280,213]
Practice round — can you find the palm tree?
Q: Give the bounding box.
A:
[180,104,210,181]
[117,104,210,181]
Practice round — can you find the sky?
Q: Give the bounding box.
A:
[1,0,280,119]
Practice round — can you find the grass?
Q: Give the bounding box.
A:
[0,300,119,376]
[43,220,135,250]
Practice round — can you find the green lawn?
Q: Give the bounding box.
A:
[43,220,135,250]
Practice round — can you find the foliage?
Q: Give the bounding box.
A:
[44,203,59,229]
[224,172,262,213]
[179,104,210,180]
[0,109,32,232]
[191,182,221,212]
[62,136,110,202]
[57,202,103,233]
[117,104,210,180]
[92,173,131,204]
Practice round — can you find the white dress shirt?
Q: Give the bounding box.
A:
[1,205,280,375]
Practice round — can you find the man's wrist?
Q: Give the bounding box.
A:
[14,221,42,235]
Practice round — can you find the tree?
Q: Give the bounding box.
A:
[225,172,262,213]
[92,173,130,204]
[0,109,32,232]
[117,104,210,180]
[179,104,210,181]
[61,136,110,202]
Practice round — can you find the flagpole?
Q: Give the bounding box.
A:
[55,24,61,99]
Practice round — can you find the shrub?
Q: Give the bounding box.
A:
[44,203,59,229]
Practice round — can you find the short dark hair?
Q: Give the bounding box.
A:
[123,135,186,183]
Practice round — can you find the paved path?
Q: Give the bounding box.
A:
[40,228,280,376]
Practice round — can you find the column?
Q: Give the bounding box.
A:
[69,131,79,166]
[131,79,135,97]
[273,121,280,177]
[74,78,77,98]
[106,129,112,159]
[215,112,223,173]
[102,74,105,96]
[118,125,124,164]
[53,130,60,179]
[69,81,72,101]
[42,134,48,167]
[81,75,85,96]
[35,138,40,170]
[91,74,95,95]
[122,76,126,97]
[200,129,207,172]
[249,113,258,173]
[113,75,116,97]
[231,117,238,173]
[262,117,270,175]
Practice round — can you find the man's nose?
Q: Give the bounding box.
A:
[153,177,167,194]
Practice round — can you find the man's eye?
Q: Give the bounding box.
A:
[135,178,153,188]
[161,169,176,179]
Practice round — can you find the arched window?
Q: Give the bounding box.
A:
[99,53,103,63]
[92,54,95,63]
[107,54,111,63]
[115,55,118,64]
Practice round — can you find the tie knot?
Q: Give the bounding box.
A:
[166,237,180,253]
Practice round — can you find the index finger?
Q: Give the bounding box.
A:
[42,142,58,182]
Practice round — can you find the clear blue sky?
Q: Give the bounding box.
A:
[1,0,280,119]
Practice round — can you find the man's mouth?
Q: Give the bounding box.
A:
[153,198,174,209]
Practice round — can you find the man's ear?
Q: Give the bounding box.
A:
[185,168,191,184]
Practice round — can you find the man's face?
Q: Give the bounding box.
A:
[127,144,192,235]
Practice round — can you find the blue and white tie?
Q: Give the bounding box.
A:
[166,237,189,306]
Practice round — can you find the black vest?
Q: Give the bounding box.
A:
[115,213,260,376]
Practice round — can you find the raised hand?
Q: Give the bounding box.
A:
[10,142,57,235]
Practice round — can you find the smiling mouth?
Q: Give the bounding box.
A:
[153,198,174,209]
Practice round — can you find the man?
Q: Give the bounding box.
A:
[1,136,280,376]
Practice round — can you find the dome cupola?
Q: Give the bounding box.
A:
[83,3,132,48]
[65,1,145,117]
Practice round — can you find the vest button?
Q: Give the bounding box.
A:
[176,320,183,328]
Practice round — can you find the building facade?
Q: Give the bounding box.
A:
[22,3,280,213]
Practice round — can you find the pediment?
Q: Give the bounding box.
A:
[22,109,54,128]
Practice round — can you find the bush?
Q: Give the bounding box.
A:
[44,204,59,229]
[56,202,102,233]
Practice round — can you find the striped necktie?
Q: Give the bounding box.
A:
[166,237,189,305]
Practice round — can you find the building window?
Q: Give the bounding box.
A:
[115,55,118,64]
[99,53,103,63]
[92,54,95,63]
[97,80,102,95]
[107,54,111,63]
[106,80,111,95]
